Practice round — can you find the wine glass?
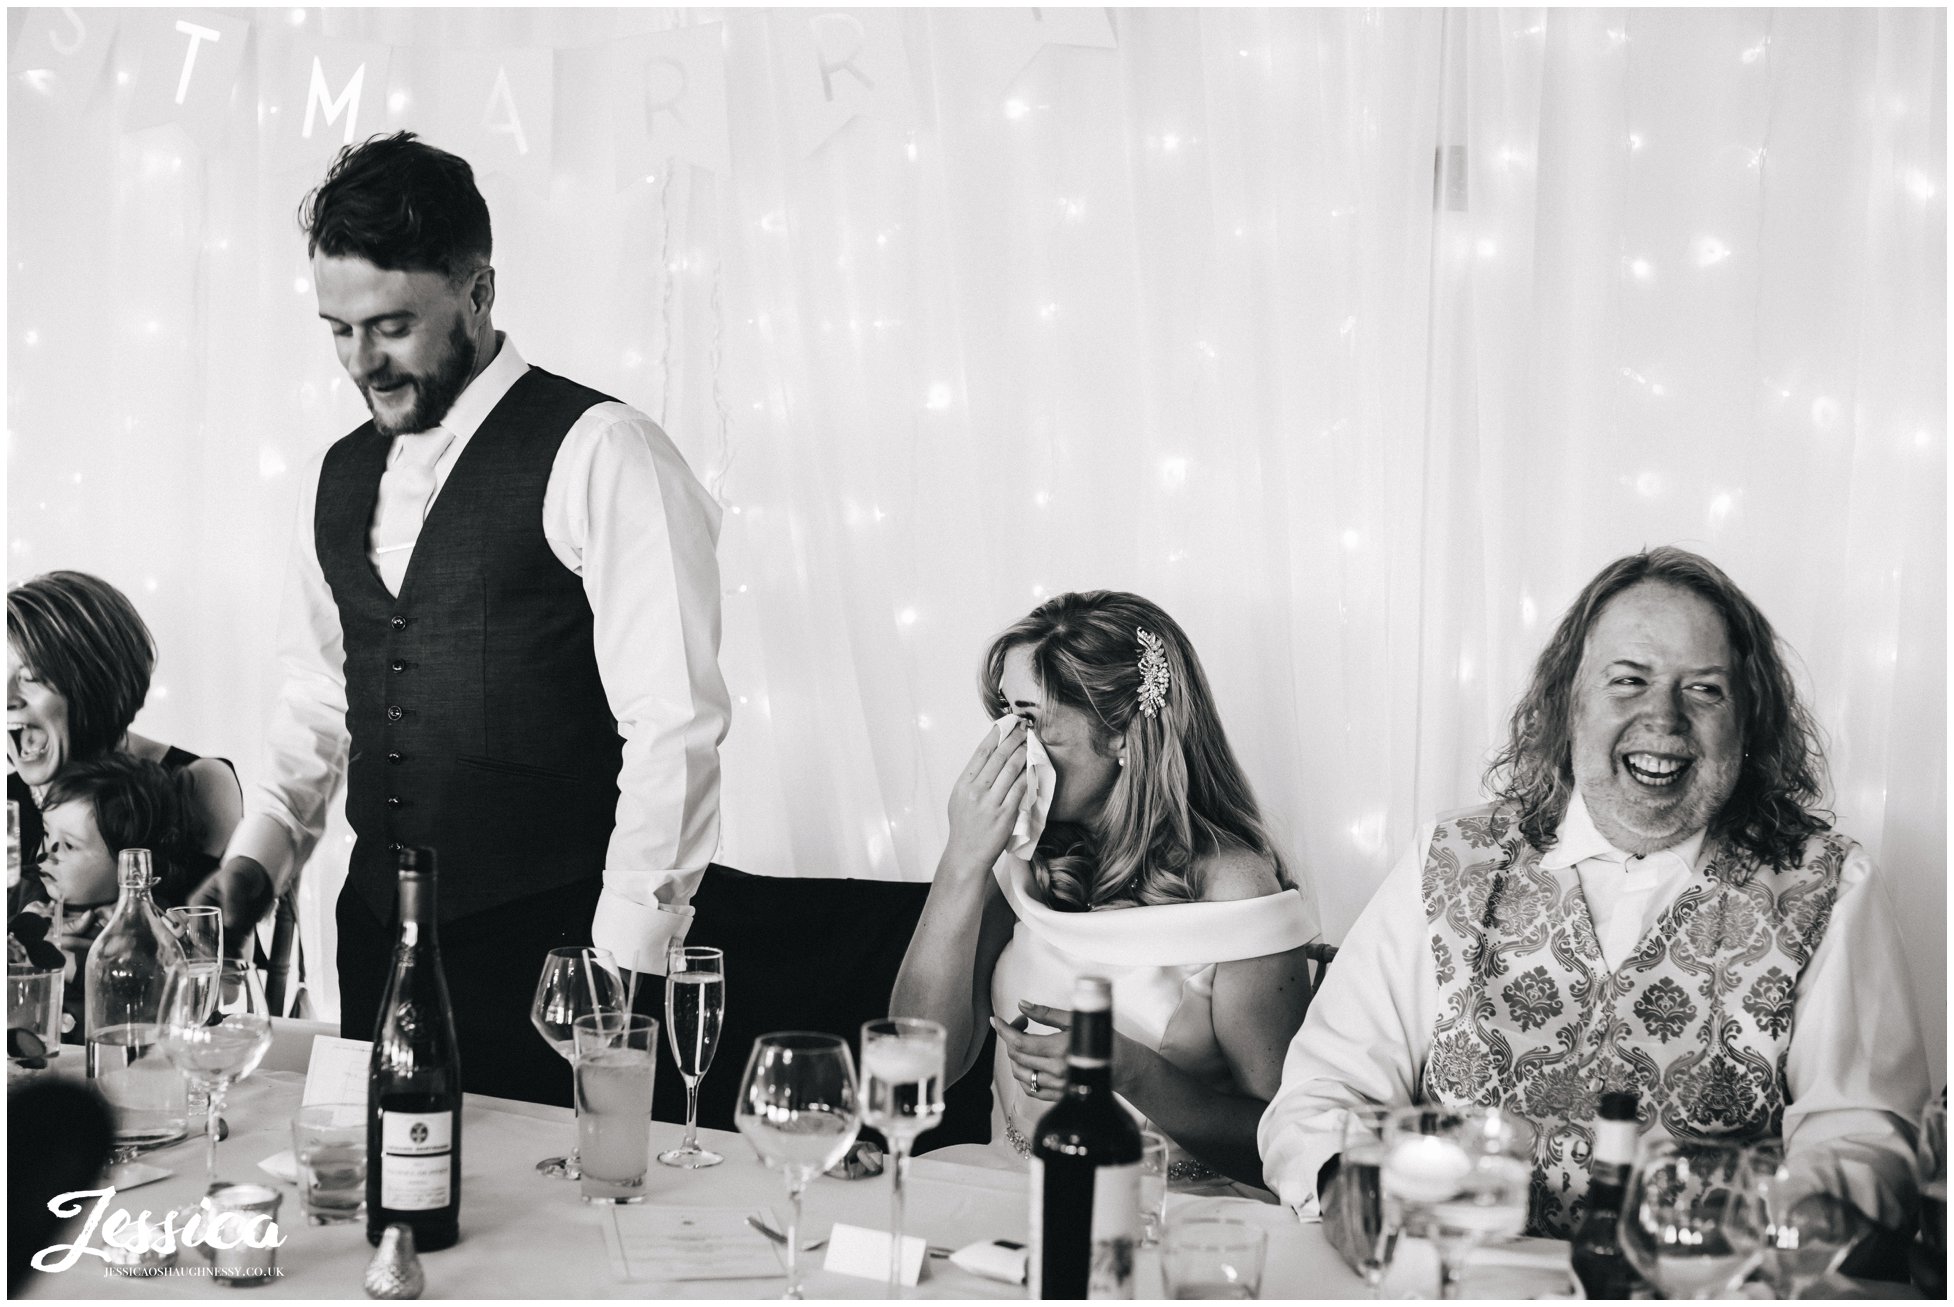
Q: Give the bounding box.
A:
[736,1032,862,1300]
[659,945,726,1168]
[529,946,626,1179]
[166,906,224,1126]
[1338,1105,1401,1297]
[860,1018,946,1296]
[1618,1138,1766,1299]
[158,958,271,1189]
[1381,1105,1532,1299]
[1746,1142,1866,1298]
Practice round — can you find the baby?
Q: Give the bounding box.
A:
[13,753,206,1041]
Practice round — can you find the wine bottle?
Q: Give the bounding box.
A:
[1030,976,1142,1299]
[366,847,462,1250]
[1571,1090,1645,1300]
[84,848,189,1149]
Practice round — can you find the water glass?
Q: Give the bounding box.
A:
[1161,1216,1267,1299]
[572,1011,658,1204]
[660,944,726,1168]
[159,958,271,1188]
[292,1102,366,1224]
[1619,1139,1766,1299]
[8,960,62,1065]
[166,906,223,1119]
[1338,1105,1401,1296]
[1139,1129,1171,1246]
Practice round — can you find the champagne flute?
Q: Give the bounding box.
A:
[736,1032,862,1300]
[529,946,626,1179]
[166,906,224,1126]
[659,945,726,1168]
[1618,1139,1766,1299]
[860,1018,946,1296]
[158,958,271,1189]
[1338,1105,1401,1297]
[1381,1105,1532,1299]
[1746,1142,1866,1298]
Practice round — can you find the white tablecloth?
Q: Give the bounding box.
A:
[11,1060,1894,1300]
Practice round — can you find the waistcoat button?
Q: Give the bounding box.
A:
[386,796,402,808]
[389,660,406,674]
[390,615,408,631]
[386,752,403,765]
[386,705,404,722]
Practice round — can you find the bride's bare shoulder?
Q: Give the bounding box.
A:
[1190,846,1281,903]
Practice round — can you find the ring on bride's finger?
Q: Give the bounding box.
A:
[1030,1068,1040,1095]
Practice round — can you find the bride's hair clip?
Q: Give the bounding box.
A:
[1135,628,1170,718]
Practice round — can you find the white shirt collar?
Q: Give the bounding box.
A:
[387,333,528,455]
[1539,789,1708,875]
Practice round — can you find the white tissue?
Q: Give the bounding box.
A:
[995,714,1055,860]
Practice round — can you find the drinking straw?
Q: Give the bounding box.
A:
[580,948,611,1037]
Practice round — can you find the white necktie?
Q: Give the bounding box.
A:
[369,430,454,596]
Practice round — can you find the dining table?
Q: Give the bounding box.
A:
[11,1027,1912,1301]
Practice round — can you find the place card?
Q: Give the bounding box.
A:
[823,1221,926,1286]
[301,1035,371,1107]
[601,1206,784,1282]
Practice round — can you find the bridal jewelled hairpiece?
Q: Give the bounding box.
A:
[1135,628,1170,718]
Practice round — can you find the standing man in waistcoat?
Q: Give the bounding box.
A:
[1259,547,1927,1247]
[190,133,730,1105]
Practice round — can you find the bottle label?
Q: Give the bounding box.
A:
[380,1109,452,1211]
[1087,1162,1140,1299]
[1029,1157,1140,1299]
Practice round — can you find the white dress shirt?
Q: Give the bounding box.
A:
[227,336,731,974]
[1257,792,1930,1228]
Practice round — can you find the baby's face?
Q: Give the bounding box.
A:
[39,800,116,907]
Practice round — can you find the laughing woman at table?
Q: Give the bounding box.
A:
[893,590,1320,1191]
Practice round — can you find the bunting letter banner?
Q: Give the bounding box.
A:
[609,23,732,190]
[9,7,120,113]
[777,9,916,158]
[436,48,554,189]
[990,7,1117,88]
[272,34,394,173]
[122,9,251,147]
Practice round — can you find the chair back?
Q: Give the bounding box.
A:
[1302,941,1339,1007]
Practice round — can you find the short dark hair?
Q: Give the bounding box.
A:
[42,753,203,906]
[299,131,491,280]
[7,572,155,761]
[1486,547,1831,869]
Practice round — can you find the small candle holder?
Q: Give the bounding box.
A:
[198,1183,285,1286]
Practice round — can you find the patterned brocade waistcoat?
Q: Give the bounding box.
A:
[1418,803,1849,1238]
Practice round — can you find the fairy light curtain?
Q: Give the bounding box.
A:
[8,6,1944,1059]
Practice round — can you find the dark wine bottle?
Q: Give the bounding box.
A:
[1030,976,1142,1299]
[1571,1090,1645,1300]
[366,847,461,1250]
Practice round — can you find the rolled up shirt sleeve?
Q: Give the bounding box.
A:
[1259,829,1436,1216]
[224,448,350,894]
[1780,845,1931,1227]
[546,404,730,977]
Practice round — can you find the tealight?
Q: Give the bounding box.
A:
[1383,1134,1472,1203]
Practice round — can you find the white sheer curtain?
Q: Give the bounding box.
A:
[8,8,1943,1066]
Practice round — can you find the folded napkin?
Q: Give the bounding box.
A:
[259,1149,300,1184]
[996,714,1056,861]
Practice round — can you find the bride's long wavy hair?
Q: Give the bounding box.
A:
[979,591,1288,910]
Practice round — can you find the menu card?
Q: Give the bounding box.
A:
[600,1206,785,1282]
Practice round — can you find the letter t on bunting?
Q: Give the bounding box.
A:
[776,9,917,159]
[609,23,733,192]
[122,8,250,150]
